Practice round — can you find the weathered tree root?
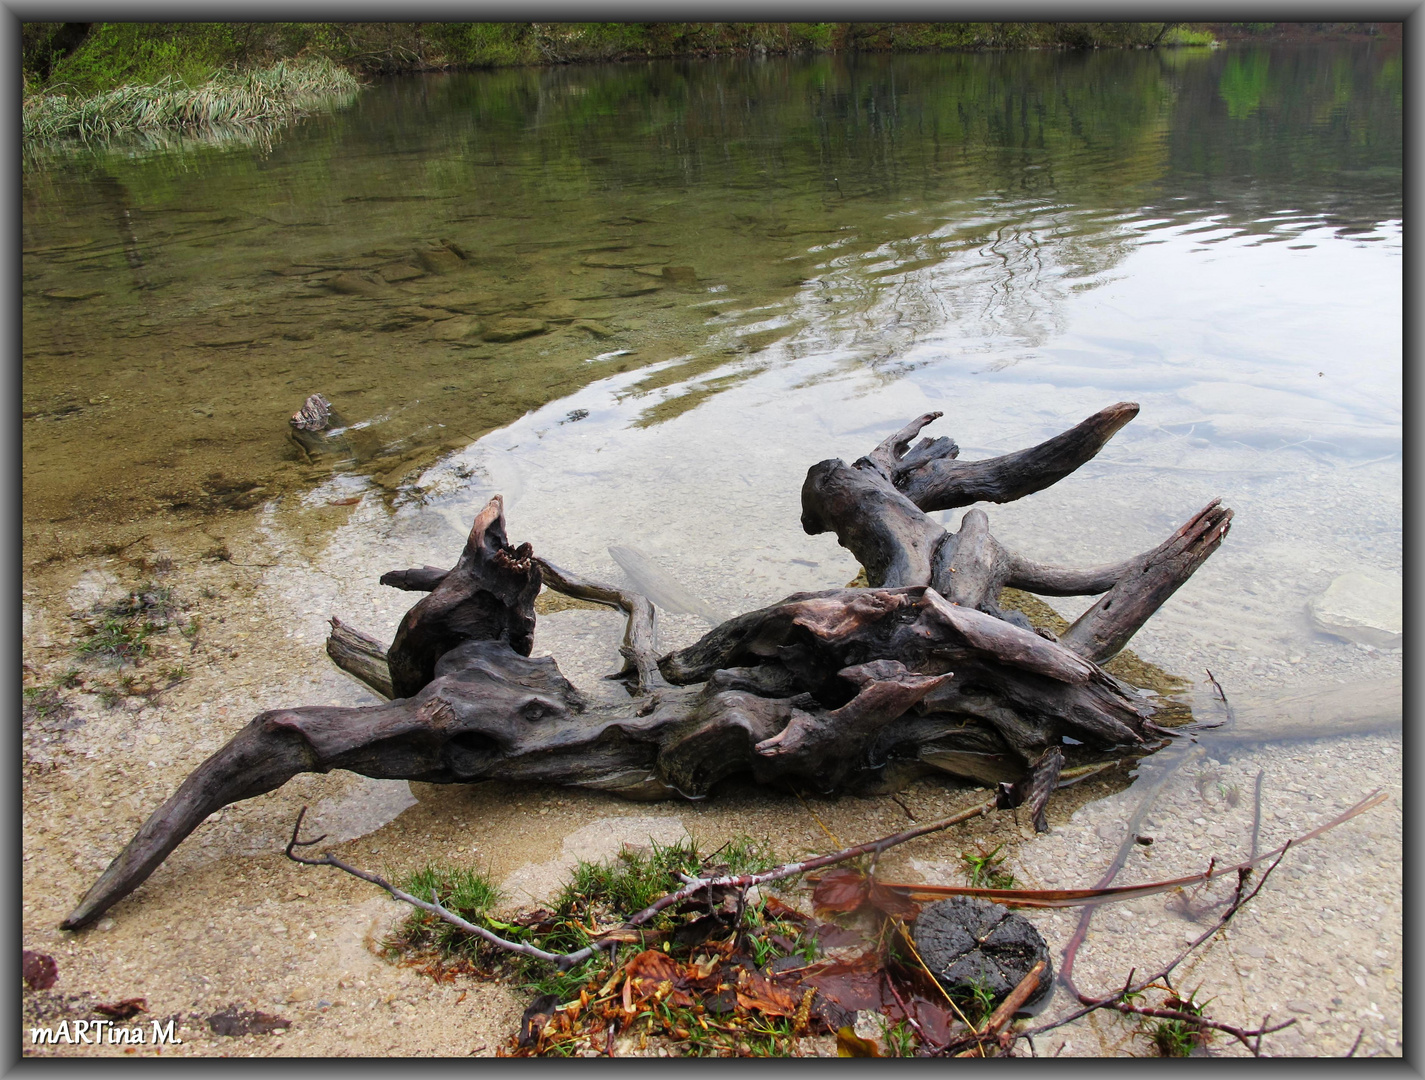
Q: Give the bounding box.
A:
[61,404,1229,931]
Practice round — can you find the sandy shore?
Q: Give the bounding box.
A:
[21,505,1402,1058]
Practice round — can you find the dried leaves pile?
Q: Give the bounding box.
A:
[499,892,973,1058]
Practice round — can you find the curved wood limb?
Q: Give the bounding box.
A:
[801,458,945,588]
[61,720,318,930]
[889,401,1140,510]
[533,556,665,693]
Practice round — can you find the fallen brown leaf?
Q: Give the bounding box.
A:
[837,1026,881,1057]
[21,950,57,991]
[94,998,147,1020]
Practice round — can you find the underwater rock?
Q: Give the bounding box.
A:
[1308,570,1402,648]
[325,272,388,298]
[572,319,617,338]
[481,317,547,342]
[432,316,481,341]
[380,263,426,283]
[415,247,465,274]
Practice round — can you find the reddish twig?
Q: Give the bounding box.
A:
[623,797,996,928]
[1020,839,1300,1051]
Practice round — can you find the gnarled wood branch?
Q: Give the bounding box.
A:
[61,405,1228,932]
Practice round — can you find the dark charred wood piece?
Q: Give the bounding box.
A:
[385,495,540,698]
[890,401,1140,510]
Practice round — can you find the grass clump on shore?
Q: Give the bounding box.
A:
[23,57,360,143]
[394,865,502,956]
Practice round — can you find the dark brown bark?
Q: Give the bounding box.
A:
[888,401,1141,510]
[802,404,1232,664]
[385,495,540,698]
[61,405,1229,931]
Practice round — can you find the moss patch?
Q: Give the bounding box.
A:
[534,589,609,615]
[998,588,1189,694]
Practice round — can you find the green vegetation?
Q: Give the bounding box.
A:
[24,56,359,143]
[1145,987,1211,1056]
[23,21,1220,106]
[387,833,783,1009]
[73,580,178,665]
[75,616,153,664]
[1161,26,1218,47]
[961,976,1000,1024]
[22,685,67,722]
[960,842,1017,890]
[395,864,502,955]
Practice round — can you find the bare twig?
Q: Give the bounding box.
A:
[284,798,997,968]
[1345,1027,1365,1057]
[623,798,996,929]
[882,975,926,1045]
[284,808,610,970]
[985,960,1047,1043]
[1020,846,1299,1052]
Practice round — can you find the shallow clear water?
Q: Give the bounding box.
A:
[25,45,1401,697]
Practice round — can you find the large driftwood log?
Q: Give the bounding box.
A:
[61,403,1229,930]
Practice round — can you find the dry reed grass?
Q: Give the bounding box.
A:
[23,57,360,144]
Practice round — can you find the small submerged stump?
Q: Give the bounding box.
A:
[913,897,1053,1010]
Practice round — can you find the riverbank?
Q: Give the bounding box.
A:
[24,22,1217,98]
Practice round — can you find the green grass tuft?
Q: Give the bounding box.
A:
[1161,26,1218,46]
[393,864,501,956]
[960,842,1017,889]
[75,617,152,665]
[23,57,360,144]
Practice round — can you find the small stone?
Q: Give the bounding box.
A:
[415,248,465,275]
[572,320,616,338]
[1287,999,1314,1013]
[1308,571,1403,648]
[380,263,426,283]
[481,318,547,343]
[433,316,481,341]
[425,289,493,313]
[43,288,104,302]
[144,734,161,746]
[325,273,388,298]
[1243,944,1267,958]
[662,265,697,284]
